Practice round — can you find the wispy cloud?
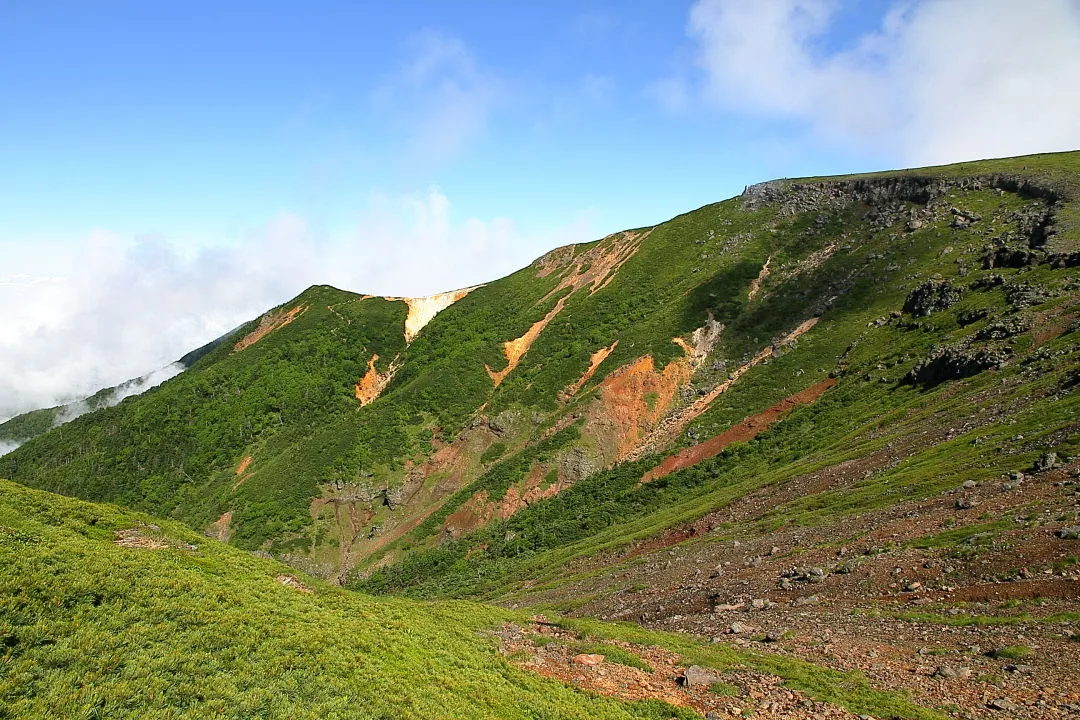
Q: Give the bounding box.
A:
[662,0,1080,163]
[373,30,502,167]
[0,191,594,422]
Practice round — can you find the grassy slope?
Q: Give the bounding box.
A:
[4,151,1079,581]
[355,151,1080,598]
[0,479,942,720]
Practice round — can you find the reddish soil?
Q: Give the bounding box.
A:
[210,511,233,542]
[564,341,619,398]
[642,378,836,483]
[588,355,692,461]
[487,296,568,387]
[235,456,252,475]
[355,354,399,406]
[233,304,308,352]
[444,464,568,535]
[1032,308,1077,348]
[496,621,863,719]
[625,317,820,462]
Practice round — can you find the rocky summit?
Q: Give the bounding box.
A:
[4,151,1080,719]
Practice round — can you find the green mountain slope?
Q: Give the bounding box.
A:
[5,151,1080,595]
[0,479,946,720]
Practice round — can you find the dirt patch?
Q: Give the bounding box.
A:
[539,230,649,303]
[355,354,400,406]
[233,304,308,352]
[564,341,619,398]
[496,621,862,719]
[210,511,233,542]
[747,256,772,302]
[235,456,252,475]
[444,464,568,535]
[275,574,313,593]
[586,355,692,461]
[114,528,168,550]
[642,378,836,483]
[626,317,820,461]
[1032,307,1077,348]
[487,296,568,387]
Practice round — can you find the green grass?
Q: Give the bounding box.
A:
[5,149,1080,589]
[0,479,708,720]
[987,646,1035,660]
[0,479,942,720]
[707,681,742,697]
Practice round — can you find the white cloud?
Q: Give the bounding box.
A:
[673,0,1080,163]
[373,30,502,166]
[0,191,594,422]
[0,441,21,457]
[51,362,186,427]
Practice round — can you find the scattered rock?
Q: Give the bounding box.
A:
[729,621,755,635]
[1005,664,1034,674]
[792,595,820,608]
[904,279,963,318]
[682,664,722,687]
[904,581,922,592]
[1057,527,1080,540]
[955,497,978,510]
[934,666,972,680]
[1033,451,1058,472]
[905,345,1010,387]
[962,480,977,489]
[988,698,1019,712]
[275,574,313,593]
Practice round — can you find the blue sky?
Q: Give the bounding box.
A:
[1,0,1079,420]
[0,1,891,244]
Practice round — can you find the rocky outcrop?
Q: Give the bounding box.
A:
[903,345,1011,387]
[903,279,963,318]
[742,173,1065,216]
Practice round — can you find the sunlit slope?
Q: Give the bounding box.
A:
[5,150,1079,587]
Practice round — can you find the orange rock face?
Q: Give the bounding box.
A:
[355,354,399,407]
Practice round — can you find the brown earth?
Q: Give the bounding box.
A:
[587,355,692,461]
[512,449,1080,720]
[496,621,863,719]
[626,317,821,461]
[642,378,837,483]
[210,511,233,542]
[235,456,252,475]
[444,464,568,535]
[233,304,308,352]
[487,296,568,387]
[536,230,649,300]
[564,341,619,398]
[355,354,399,406]
[747,256,772,302]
